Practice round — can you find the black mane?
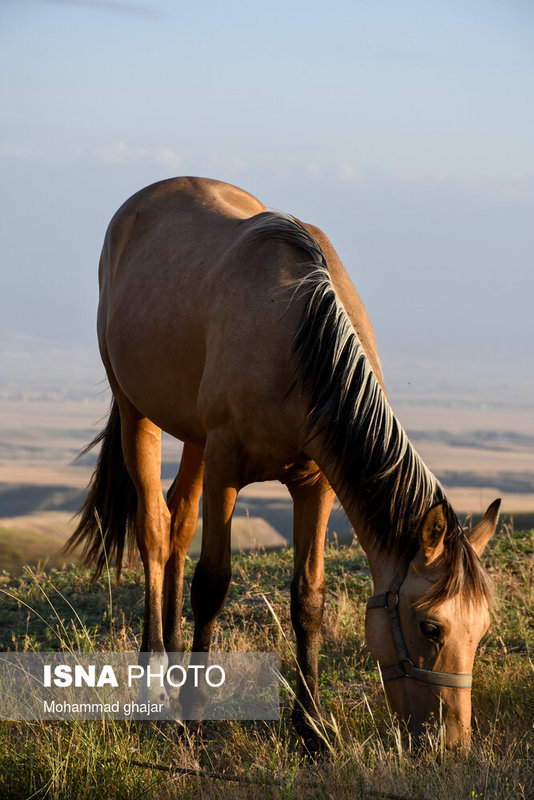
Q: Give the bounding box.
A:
[247,212,493,608]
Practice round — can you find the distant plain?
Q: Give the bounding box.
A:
[1,380,532,574]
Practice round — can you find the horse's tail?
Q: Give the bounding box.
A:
[64,400,137,581]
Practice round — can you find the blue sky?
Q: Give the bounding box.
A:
[1,0,533,395]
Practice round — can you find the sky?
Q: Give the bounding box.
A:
[1,0,533,400]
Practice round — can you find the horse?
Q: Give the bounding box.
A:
[67,176,500,750]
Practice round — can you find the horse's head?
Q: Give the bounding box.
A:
[365,498,500,748]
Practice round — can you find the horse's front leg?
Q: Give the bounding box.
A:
[180,429,239,720]
[162,442,204,713]
[118,397,171,713]
[287,474,335,753]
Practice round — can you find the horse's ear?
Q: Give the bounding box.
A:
[418,502,448,564]
[467,498,501,556]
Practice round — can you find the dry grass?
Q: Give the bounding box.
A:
[0,524,532,799]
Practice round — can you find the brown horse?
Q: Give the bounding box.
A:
[68,176,500,749]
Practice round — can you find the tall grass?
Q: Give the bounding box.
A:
[0,523,532,799]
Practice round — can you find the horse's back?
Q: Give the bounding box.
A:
[110,175,266,222]
[99,177,266,289]
[98,178,298,449]
[97,177,382,479]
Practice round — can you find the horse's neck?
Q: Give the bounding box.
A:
[301,444,404,580]
[333,480,404,583]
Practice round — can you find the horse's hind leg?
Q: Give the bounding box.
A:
[287,473,335,752]
[163,441,204,654]
[116,395,171,707]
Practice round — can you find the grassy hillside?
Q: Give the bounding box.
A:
[0,513,289,577]
[0,525,532,799]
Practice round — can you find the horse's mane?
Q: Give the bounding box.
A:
[247,211,493,610]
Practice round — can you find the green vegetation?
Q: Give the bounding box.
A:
[0,525,532,799]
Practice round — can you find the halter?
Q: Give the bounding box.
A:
[366,568,472,689]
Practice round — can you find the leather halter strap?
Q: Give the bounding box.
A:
[366,569,472,689]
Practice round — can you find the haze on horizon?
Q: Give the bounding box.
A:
[1,0,533,402]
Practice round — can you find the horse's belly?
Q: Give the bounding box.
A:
[105,308,208,446]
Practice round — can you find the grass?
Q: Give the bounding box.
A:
[0,523,532,799]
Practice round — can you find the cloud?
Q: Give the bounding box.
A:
[31,0,158,17]
[338,163,361,183]
[154,148,183,170]
[93,141,148,163]
[0,143,47,161]
[95,142,182,169]
[0,139,183,169]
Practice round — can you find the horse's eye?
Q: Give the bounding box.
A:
[420,620,442,642]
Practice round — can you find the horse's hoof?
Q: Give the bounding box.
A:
[292,709,329,760]
[300,728,328,760]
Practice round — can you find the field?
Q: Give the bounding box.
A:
[0,523,532,800]
[0,381,533,798]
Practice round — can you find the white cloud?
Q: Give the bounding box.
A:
[0,139,185,170]
[93,141,147,163]
[304,162,322,179]
[0,143,46,161]
[154,148,183,169]
[92,142,186,169]
[338,163,361,183]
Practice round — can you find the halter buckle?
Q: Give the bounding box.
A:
[400,658,415,677]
